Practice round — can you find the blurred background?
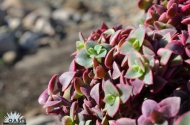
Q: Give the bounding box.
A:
[0,0,143,124]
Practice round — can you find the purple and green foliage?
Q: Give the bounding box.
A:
[39,0,190,124]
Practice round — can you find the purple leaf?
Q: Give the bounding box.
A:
[107,96,120,117]
[121,55,128,68]
[59,72,75,91]
[79,32,86,43]
[181,4,190,16]
[153,4,166,15]
[159,97,181,118]
[70,101,77,121]
[74,77,83,95]
[48,74,59,95]
[112,62,121,80]
[116,118,136,125]
[142,99,160,117]
[80,85,91,98]
[90,83,100,105]
[110,30,121,46]
[130,79,144,95]
[165,41,184,55]
[69,59,76,71]
[149,75,167,93]
[116,84,132,103]
[105,47,115,69]
[83,69,92,84]
[95,66,106,79]
[181,17,190,24]
[167,14,182,26]
[38,89,49,105]
[43,100,61,108]
[166,3,177,18]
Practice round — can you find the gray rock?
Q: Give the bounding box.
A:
[0,33,17,55]
[34,7,51,18]
[19,31,39,53]
[51,8,74,26]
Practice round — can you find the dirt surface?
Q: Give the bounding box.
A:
[0,0,143,123]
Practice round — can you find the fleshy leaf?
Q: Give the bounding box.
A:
[79,32,86,43]
[105,47,115,69]
[70,101,77,121]
[116,118,136,125]
[159,33,172,48]
[104,29,115,36]
[125,67,144,79]
[38,89,49,105]
[157,48,172,65]
[74,78,83,95]
[76,41,84,50]
[159,97,180,118]
[130,79,144,95]
[112,62,121,80]
[116,84,132,103]
[48,74,58,95]
[120,40,135,55]
[149,75,167,93]
[107,96,120,117]
[134,27,145,46]
[43,100,61,108]
[110,30,121,46]
[95,66,106,79]
[85,120,92,125]
[142,99,160,117]
[90,83,100,105]
[59,72,75,91]
[104,94,116,105]
[76,49,93,67]
[62,116,73,125]
[174,111,190,125]
[142,45,155,56]
[168,55,183,67]
[104,80,120,96]
[128,50,145,67]
[139,64,153,85]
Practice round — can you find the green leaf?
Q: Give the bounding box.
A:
[128,51,145,67]
[125,67,144,79]
[120,41,135,54]
[134,27,145,46]
[62,116,73,125]
[76,49,93,67]
[96,48,107,58]
[128,37,140,51]
[85,41,98,55]
[85,120,92,125]
[174,111,190,125]
[76,41,84,50]
[104,94,116,105]
[139,63,153,85]
[104,80,120,96]
[107,96,120,117]
[104,29,115,36]
[94,45,102,54]
[157,48,172,65]
[135,58,145,72]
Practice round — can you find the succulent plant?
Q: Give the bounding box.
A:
[39,0,190,124]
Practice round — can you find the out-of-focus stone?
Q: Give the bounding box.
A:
[34,17,55,35]
[19,31,39,53]
[0,33,17,56]
[22,12,39,29]
[2,51,17,64]
[34,6,51,18]
[7,17,21,30]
